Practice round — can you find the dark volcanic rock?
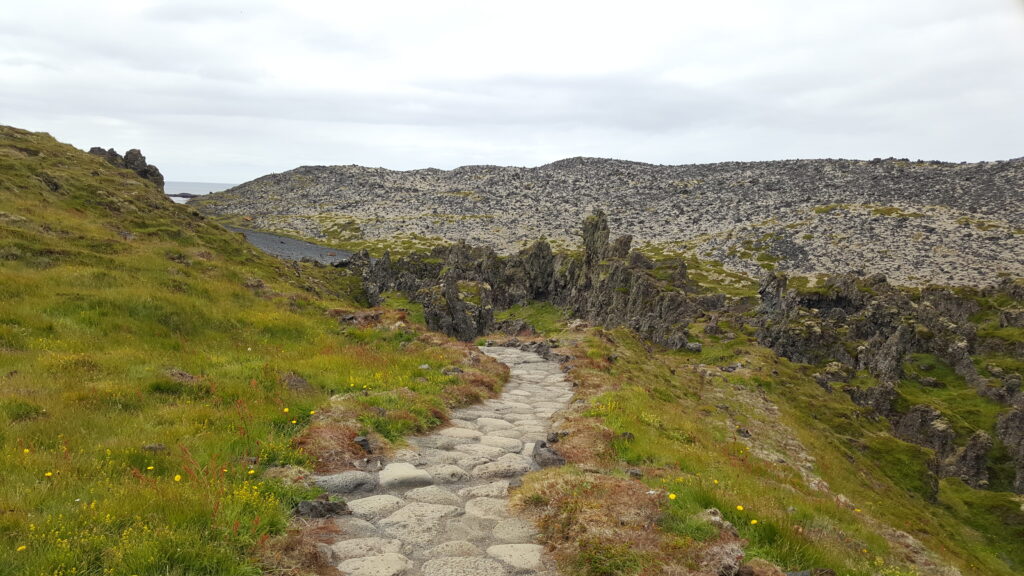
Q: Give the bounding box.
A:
[894,405,955,462]
[89,146,164,190]
[364,211,709,346]
[996,409,1024,493]
[941,431,992,489]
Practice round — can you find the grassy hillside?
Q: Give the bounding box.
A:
[0,127,506,575]
[504,311,1024,576]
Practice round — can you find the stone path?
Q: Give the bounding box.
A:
[313,347,572,576]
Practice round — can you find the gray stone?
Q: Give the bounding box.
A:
[378,462,433,489]
[405,485,463,506]
[473,453,532,479]
[421,557,507,576]
[425,540,484,558]
[455,443,509,459]
[313,470,376,494]
[425,464,470,484]
[458,480,509,498]
[486,543,545,570]
[347,495,405,520]
[337,552,411,576]
[332,516,380,538]
[492,518,539,542]
[465,497,509,520]
[330,537,403,560]
[440,427,484,439]
[476,417,514,431]
[479,436,524,452]
[379,502,461,546]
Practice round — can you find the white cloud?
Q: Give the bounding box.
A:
[1,0,1022,181]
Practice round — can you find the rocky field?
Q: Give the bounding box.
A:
[192,156,1024,287]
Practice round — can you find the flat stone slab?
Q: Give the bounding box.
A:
[439,427,483,439]
[487,543,545,570]
[476,417,514,430]
[313,470,376,494]
[458,480,509,499]
[480,435,524,452]
[465,497,509,520]
[472,453,532,479]
[380,502,460,526]
[331,537,403,560]
[404,485,462,507]
[455,443,508,459]
[347,495,405,520]
[422,557,507,576]
[425,540,484,558]
[379,503,460,547]
[332,516,379,538]
[379,462,433,490]
[425,464,470,484]
[337,553,411,576]
[492,518,539,542]
[484,428,523,439]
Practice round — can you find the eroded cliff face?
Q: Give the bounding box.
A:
[755,270,1024,494]
[363,210,714,350]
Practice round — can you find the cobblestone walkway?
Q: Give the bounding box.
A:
[313,346,572,576]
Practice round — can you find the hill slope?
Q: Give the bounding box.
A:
[191,156,1024,286]
[0,126,506,575]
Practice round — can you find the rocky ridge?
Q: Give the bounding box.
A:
[191,156,1024,286]
[88,146,165,190]
[313,346,571,576]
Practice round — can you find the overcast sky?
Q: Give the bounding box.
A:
[2,1,1023,182]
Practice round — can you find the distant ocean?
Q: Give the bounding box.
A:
[164,181,236,204]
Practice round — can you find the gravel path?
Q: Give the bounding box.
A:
[313,347,572,576]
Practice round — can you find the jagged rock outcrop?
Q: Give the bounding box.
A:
[89,147,165,190]
[894,405,956,463]
[940,431,992,489]
[421,273,494,341]
[996,409,1024,493]
[364,210,713,345]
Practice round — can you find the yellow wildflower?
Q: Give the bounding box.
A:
[16,545,27,552]
[248,469,256,475]
[173,474,182,482]
[146,466,154,471]
[750,519,758,525]
[668,493,677,500]
[44,471,53,477]
[309,410,316,415]
[282,407,289,413]
[291,420,297,424]
[736,505,744,511]
[713,479,719,484]
[22,448,30,454]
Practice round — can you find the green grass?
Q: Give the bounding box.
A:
[378,291,426,325]
[531,325,1024,576]
[0,126,503,575]
[494,301,568,335]
[898,354,1005,439]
